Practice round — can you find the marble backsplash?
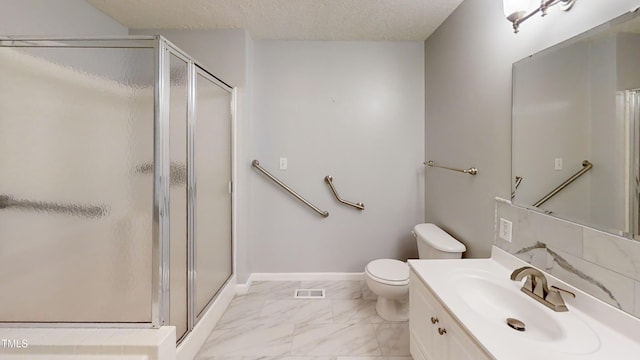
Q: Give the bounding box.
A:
[494,198,640,318]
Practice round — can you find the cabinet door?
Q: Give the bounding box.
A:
[410,269,492,360]
[410,283,434,359]
[442,309,492,360]
[410,272,446,360]
[448,333,491,360]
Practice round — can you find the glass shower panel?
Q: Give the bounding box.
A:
[168,53,188,339]
[194,70,232,317]
[0,46,154,322]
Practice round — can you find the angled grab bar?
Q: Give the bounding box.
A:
[252,160,329,218]
[324,176,365,211]
[512,176,523,199]
[533,160,593,207]
[424,160,478,176]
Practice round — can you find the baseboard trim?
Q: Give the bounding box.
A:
[235,272,365,294]
[250,272,365,281]
[235,279,251,295]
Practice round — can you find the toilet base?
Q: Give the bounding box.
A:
[375,296,409,322]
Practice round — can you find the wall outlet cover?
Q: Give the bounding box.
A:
[499,218,513,243]
[554,158,563,170]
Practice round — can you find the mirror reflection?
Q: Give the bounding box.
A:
[512,10,640,240]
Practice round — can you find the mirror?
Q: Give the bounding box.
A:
[512,9,640,240]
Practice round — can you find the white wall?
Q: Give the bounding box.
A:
[0,0,127,36]
[425,0,640,258]
[251,41,425,273]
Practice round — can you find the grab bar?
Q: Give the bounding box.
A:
[424,160,478,176]
[252,160,329,218]
[0,194,109,218]
[533,160,593,207]
[324,176,365,211]
[512,176,523,199]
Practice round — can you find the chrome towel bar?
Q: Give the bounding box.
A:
[424,160,478,176]
[533,160,593,208]
[252,160,329,218]
[324,176,365,211]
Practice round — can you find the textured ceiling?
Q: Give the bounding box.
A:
[86,0,464,40]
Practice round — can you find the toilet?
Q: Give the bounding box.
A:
[364,223,466,321]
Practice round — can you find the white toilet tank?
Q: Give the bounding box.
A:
[413,223,466,259]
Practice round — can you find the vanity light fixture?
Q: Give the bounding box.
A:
[503,0,576,33]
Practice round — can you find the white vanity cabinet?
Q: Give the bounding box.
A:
[409,269,492,360]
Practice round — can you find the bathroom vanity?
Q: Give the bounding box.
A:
[408,247,640,360]
[409,269,490,360]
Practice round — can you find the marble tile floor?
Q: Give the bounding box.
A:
[195,280,412,360]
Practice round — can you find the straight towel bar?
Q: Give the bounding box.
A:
[424,160,478,176]
[324,176,365,211]
[252,160,329,218]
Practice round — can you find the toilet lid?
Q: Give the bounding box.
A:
[366,259,409,283]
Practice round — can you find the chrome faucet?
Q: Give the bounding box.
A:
[510,266,575,312]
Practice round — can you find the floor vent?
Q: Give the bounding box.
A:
[294,288,326,299]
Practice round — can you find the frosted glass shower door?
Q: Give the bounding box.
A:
[168,53,189,339]
[0,45,155,323]
[194,68,232,317]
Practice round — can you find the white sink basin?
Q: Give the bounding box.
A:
[406,249,640,360]
[455,273,564,341]
[451,270,600,354]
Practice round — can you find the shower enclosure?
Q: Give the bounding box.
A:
[0,36,233,342]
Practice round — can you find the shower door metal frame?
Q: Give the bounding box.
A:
[0,36,162,329]
[165,40,234,341]
[0,36,234,331]
[187,50,197,335]
[165,41,193,341]
[191,65,235,329]
[155,36,171,330]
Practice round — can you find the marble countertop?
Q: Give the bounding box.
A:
[408,246,640,359]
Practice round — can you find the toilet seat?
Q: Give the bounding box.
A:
[365,259,409,286]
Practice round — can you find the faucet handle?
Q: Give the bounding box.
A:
[550,285,575,298]
[545,285,575,312]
